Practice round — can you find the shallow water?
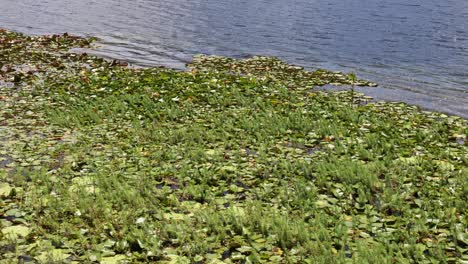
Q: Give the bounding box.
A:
[1,0,467,117]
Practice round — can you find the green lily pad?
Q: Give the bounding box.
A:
[1,225,30,239]
[101,254,127,264]
[35,249,71,263]
[0,183,12,197]
[166,255,190,264]
[221,165,237,172]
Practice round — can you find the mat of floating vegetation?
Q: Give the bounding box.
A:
[188,55,378,88]
[0,29,467,263]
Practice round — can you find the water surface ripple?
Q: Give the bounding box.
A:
[1,0,467,117]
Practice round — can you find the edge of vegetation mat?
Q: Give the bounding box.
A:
[1,29,467,263]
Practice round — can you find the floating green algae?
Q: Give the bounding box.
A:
[1,29,467,263]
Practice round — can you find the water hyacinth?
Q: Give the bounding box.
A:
[1,29,467,263]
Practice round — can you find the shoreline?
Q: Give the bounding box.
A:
[4,27,468,119]
[81,38,468,120]
[1,29,467,263]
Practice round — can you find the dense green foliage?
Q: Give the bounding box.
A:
[1,29,467,263]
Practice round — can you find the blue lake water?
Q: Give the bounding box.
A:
[1,0,467,117]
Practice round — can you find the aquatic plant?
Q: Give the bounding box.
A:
[1,29,467,263]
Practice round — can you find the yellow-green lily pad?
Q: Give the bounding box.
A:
[101,254,128,264]
[35,249,71,263]
[0,183,12,197]
[1,225,30,239]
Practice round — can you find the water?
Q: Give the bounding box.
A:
[1,0,467,117]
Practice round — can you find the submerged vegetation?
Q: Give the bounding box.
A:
[0,29,467,263]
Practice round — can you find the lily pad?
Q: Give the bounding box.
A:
[101,254,128,264]
[0,182,12,197]
[1,225,30,239]
[35,249,71,263]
